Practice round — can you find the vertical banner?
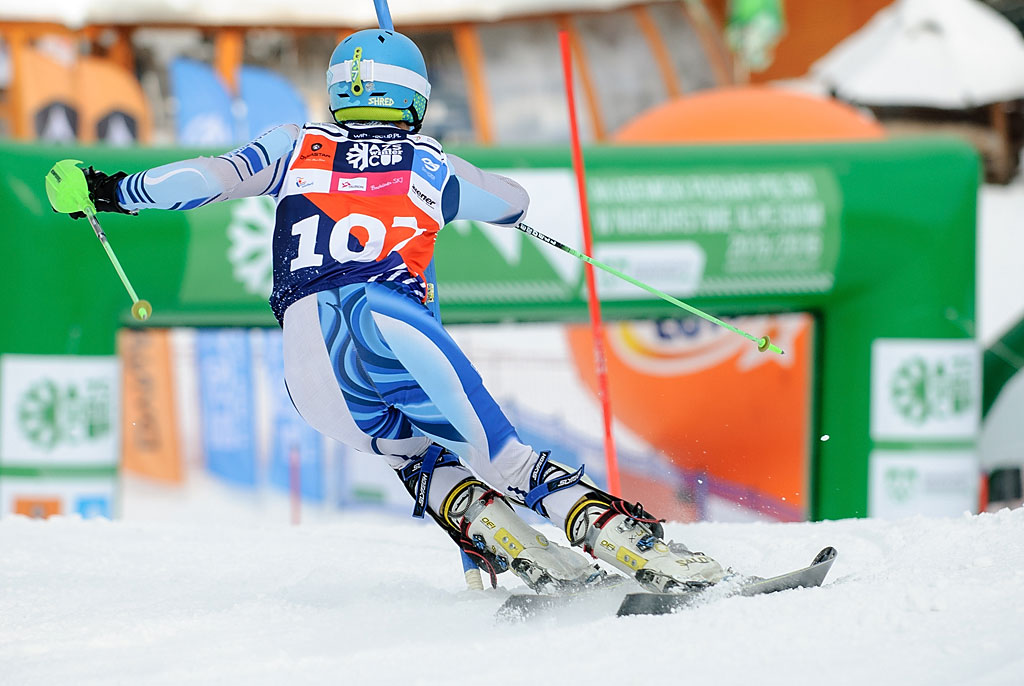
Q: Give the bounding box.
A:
[260,329,324,501]
[195,329,258,486]
[869,338,981,518]
[119,329,183,483]
[169,58,236,145]
[238,66,310,142]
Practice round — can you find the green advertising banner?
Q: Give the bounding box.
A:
[0,137,978,520]
[587,167,842,297]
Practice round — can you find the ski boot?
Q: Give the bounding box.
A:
[566,492,726,593]
[448,479,619,594]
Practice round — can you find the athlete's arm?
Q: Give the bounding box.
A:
[116,124,301,212]
[442,154,529,226]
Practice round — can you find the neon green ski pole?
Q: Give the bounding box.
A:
[44,159,151,321]
[515,222,784,355]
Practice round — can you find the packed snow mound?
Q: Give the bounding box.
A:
[2,508,1022,685]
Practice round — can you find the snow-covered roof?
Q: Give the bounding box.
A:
[812,0,1024,108]
[1,0,648,28]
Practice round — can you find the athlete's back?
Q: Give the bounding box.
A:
[271,122,450,321]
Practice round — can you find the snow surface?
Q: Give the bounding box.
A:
[2,478,1023,686]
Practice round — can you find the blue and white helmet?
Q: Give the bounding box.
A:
[326,29,431,131]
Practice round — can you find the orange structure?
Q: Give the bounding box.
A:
[578,88,886,520]
[615,86,886,143]
[569,315,814,520]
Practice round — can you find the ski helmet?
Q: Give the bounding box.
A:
[326,29,431,131]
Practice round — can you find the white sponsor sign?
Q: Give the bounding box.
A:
[592,241,706,300]
[869,450,978,519]
[870,339,980,441]
[0,477,116,519]
[0,355,120,467]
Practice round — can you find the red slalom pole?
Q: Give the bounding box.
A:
[290,445,301,526]
[558,30,621,496]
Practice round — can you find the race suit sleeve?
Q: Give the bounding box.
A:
[442,153,529,226]
[115,124,301,212]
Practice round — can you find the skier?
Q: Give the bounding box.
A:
[67,29,725,593]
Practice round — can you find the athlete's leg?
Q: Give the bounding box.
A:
[282,286,431,457]
[359,282,725,590]
[358,282,585,508]
[283,285,604,590]
[284,287,475,526]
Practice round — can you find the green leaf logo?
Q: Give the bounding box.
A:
[17,378,111,450]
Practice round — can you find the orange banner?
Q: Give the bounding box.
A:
[118,328,183,483]
[73,56,152,144]
[569,314,813,520]
[15,47,77,142]
[14,497,62,519]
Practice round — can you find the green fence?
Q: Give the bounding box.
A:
[0,137,979,520]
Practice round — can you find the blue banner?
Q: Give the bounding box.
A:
[196,329,258,486]
[170,58,236,146]
[261,329,325,501]
[239,65,309,140]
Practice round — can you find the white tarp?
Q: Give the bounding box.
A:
[0,0,644,28]
[812,0,1024,108]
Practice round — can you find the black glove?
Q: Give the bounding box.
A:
[69,167,136,219]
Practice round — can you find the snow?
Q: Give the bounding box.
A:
[2,478,1023,686]
[0,0,645,29]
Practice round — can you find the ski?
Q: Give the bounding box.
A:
[496,576,628,621]
[496,547,837,621]
[617,546,838,616]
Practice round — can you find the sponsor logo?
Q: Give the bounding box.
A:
[417,473,429,509]
[411,184,436,208]
[298,140,331,161]
[350,129,403,140]
[337,177,368,192]
[674,556,714,569]
[1,355,120,467]
[368,96,395,106]
[370,177,402,192]
[413,152,445,190]
[870,339,979,441]
[295,177,314,189]
[889,355,974,426]
[226,196,276,298]
[17,377,112,450]
[885,467,917,503]
[554,473,578,489]
[345,141,404,171]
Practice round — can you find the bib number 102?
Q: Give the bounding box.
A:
[290,213,426,271]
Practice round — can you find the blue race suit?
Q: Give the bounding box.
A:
[118,122,586,523]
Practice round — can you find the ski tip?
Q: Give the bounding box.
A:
[496,594,557,622]
[616,591,701,617]
[813,547,838,566]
